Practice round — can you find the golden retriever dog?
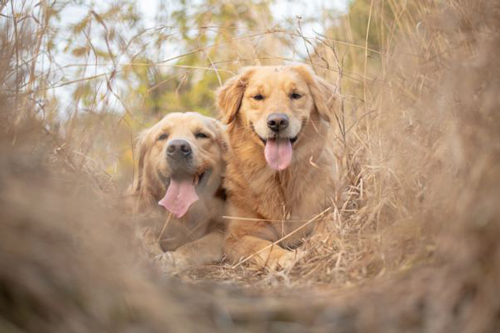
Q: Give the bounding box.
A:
[217,65,339,269]
[127,112,228,269]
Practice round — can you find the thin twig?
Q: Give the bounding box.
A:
[157,212,173,242]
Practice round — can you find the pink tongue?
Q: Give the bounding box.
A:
[264,138,293,170]
[158,179,199,218]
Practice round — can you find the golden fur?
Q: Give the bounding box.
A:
[217,65,339,269]
[128,112,228,269]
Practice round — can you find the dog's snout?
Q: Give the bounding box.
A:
[167,139,192,159]
[267,113,289,132]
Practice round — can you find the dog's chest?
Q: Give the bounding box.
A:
[253,166,333,221]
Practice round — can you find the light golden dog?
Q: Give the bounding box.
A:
[217,65,339,269]
[128,112,228,269]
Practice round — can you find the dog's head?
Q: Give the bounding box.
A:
[217,65,337,170]
[129,112,227,219]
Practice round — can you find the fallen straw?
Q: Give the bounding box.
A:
[157,212,173,242]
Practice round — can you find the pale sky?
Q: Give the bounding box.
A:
[138,0,349,36]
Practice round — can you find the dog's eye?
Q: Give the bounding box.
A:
[290,92,302,100]
[158,133,169,141]
[252,94,264,101]
[195,132,209,139]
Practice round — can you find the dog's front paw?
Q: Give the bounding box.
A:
[263,250,300,271]
[276,251,298,269]
[154,251,176,272]
[155,251,189,273]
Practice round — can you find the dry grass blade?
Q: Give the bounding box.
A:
[157,211,173,242]
[222,216,319,223]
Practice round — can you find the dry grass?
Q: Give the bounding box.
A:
[2,0,500,332]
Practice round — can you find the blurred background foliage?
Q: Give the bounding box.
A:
[2,0,407,184]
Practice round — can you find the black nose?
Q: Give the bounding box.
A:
[167,139,192,159]
[267,113,289,132]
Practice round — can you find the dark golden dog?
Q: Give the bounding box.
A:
[217,65,339,269]
[128,112,228,269]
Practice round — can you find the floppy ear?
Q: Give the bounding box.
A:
[130,130,149,193]
[210,119,230,154]
[216,67,255,125]
[292,65,338,124]
[126,130,156,214]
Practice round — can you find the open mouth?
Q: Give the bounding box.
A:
[257,135,298,145]
[249,122,301,171]
[193,170,206,186]
[158,168,211,218]
[161,169,207,187]
[250,122,299,146]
